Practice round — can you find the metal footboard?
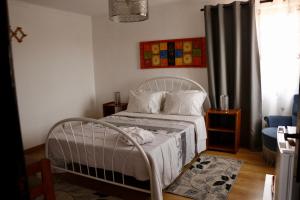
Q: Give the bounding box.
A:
[45,117,154,199]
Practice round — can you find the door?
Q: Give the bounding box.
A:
[0,0,30,199]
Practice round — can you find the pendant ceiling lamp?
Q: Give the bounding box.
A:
[109,0,148,22]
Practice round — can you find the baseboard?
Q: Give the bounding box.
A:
[24,143,45,154]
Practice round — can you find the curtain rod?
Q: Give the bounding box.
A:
[200,0,273,11]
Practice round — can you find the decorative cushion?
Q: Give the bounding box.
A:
[163,90,206,116]
[262,127,278,152]
[126,90,164,114]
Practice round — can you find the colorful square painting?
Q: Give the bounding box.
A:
[140,37,206,69]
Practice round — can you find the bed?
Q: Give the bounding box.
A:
[45,76,211,200]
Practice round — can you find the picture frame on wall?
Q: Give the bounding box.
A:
[140,37,206,69]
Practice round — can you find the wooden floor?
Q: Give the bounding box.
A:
[25,147,275,200]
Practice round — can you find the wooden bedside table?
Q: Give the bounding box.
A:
[103,101,127,117]
[205,108,241,153]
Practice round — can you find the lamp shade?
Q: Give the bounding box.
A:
[109,0,148,22]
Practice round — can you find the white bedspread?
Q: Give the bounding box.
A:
[114,111,207,152]
[47,112,207,200]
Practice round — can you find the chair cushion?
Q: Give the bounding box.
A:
[262,127,278,152]
[264,116,292,127]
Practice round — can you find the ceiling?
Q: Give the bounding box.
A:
[13,0,182,16]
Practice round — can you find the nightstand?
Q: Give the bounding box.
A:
[103,101,127,117]
[205,108,241,153]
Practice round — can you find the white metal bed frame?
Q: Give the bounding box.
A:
[45,76,210,200]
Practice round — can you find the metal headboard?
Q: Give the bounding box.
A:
[134,76,211,111]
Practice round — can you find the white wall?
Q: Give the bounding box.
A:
[8,0,96,149]
[92,0,240,116]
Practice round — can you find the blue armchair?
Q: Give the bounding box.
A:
[262,94,299,164]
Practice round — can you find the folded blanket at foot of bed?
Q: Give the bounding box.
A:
[119,126,154,145]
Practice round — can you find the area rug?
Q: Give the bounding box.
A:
[36,176,124,200]
[165,155,243,200]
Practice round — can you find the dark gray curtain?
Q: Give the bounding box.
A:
[204,0,262,150]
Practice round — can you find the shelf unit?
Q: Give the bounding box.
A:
[205,109,241,153]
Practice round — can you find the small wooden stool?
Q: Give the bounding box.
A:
[26,158,56,200]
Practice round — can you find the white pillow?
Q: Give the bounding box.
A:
[126,90,164,114]
[163,90,207,116]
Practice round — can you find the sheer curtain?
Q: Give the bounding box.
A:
[256,0,300,117]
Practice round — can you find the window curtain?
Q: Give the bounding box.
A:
[204,0,262,150]
[255,0,300,117]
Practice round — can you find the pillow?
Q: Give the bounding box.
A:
[126,90,164,114]
[163,90,207,116]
